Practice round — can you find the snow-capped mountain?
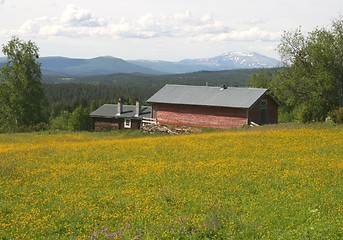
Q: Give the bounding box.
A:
[130,52,281,74]
[1,52,281,76]
[201,52,281,69]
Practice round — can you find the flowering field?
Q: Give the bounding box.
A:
[1,125,342,239]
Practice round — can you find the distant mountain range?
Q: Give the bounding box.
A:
[0,52,281,76]
[130,52,281,74]
[38,56,162,76]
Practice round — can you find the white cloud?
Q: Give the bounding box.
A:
[174,10,193,22]
[198,27,281,42]
[61,5,106,27]
[228,27,281,41]
[243,17,268,27]
[2,5,108,38]
[18,19,41,35]
[1,5,280,43]
[0,0,5,5]
[108,11,232,39]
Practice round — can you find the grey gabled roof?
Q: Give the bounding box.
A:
[90,104,152,118]
[147,84,268,109]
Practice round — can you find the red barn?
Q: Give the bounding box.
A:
[147,84,279,129]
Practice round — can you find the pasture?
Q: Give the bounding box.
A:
[0,124,342,239]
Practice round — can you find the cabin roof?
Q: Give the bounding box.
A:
[147,84,269,109]
[90,104,152,118]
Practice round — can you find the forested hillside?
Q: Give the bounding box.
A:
[43,69,260,115]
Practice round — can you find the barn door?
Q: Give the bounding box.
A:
[260,99,267,124]
[260,109,267,124]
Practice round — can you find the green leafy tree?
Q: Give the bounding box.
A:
[247,69,274,88]
[331,19,343,107]
[0,36,47,131]
[50,111,72,131]
[272,18,343,122]
[69,106,91,131]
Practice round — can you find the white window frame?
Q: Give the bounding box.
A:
[124,118,131,129]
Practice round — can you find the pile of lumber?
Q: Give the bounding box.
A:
[141,124,197,135]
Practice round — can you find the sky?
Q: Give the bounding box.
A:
[0,0,342,61]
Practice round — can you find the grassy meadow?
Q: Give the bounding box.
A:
[0,124,342,239]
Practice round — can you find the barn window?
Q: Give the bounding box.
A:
[260,99,267,109]
[124,118,131,128]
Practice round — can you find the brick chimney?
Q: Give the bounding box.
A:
[116,100,123,116]
[135,101,141,117]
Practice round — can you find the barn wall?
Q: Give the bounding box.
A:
[153,103,247,129]
[93,118,120,131]
[248,95,278,125]
[92,118,142,131]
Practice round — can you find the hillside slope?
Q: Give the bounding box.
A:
[39,56,162,76]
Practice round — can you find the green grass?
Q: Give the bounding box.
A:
[0,124,342,239]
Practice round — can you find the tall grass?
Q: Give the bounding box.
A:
[0,125,342,239]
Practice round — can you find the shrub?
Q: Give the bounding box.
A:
[328,107,343,123]
[50,111,72,131]
[69,106,91,131]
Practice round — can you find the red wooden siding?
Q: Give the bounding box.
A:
[153,103,247,129]
[248,95,278,125]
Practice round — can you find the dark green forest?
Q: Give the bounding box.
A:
[43,69,260,112]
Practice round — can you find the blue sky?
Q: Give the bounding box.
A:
[0,0,342,60]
